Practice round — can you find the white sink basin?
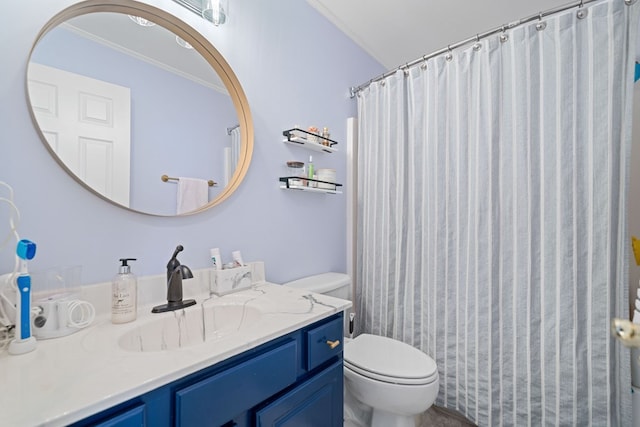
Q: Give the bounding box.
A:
[118,299,262,352]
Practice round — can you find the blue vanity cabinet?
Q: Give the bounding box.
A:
[254,314,344,426]
[255,360,343,426]
[70,313,344,427]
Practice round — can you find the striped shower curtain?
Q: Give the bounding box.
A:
[224,126,241,186]
[356,0,638,425]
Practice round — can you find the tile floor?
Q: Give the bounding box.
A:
[419,406,477,426]
[344,402,476,426]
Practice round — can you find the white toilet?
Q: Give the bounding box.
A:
[283,273,439,427]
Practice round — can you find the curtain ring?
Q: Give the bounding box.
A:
[499,26,509,43]
[473,34,482,51]
[536,12,547,31]
[577,0,588,19]
[420,55,428,70]
[445,45,453,62]
[625,0,637,5]
[403,63,410,76]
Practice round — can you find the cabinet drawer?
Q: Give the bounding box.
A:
[306,316,343,371]
[92,404,145,427]
[175,340,298,426]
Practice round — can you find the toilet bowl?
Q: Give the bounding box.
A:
[282,273,440,427]
[344,333,439,427]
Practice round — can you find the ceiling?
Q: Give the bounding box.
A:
[60,12,225,91]
[306,0,574,70]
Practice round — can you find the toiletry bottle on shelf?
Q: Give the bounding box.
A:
[112,258,137,324]
[308,155,314,187]
[322,127,330,146]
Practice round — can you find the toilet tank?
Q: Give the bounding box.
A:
[282,272,351,300]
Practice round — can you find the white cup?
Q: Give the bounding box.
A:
[316,168,336,190]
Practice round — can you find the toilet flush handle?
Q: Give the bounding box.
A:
[326,339,340,349]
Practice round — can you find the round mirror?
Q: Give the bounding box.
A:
[26,0,253,216]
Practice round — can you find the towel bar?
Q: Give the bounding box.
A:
[161,174,216,187]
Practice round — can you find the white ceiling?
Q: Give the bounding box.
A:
[306,0,573,70]
[61,12,225,91]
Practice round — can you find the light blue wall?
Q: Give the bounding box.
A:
[0,0,384,286]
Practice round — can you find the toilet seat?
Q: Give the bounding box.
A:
[344,334,438,386]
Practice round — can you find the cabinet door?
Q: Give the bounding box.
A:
[255,360,343,427]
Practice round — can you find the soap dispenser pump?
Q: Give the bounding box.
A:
[112,258,138,324]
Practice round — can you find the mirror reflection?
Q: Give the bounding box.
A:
[27,12,242,216]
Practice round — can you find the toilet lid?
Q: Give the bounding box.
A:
[344,334,438,385]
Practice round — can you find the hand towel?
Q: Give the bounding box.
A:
[176,177,208,214]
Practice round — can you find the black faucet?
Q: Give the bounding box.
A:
[152,245,197,313]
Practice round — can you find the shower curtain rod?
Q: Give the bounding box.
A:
[349,0,630,98]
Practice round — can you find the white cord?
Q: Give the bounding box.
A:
[0,199,19,251]
[0,325,12,351]
[0,195,20,289]
[0,275,16,327]
[67,300,95,329]
[0,182,21,328]
[0,181,21,250]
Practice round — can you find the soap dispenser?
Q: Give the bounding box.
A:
[112,258,138,324]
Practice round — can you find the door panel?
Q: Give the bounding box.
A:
[28,63,131,206]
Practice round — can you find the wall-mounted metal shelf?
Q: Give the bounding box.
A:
[279,177,342,194]
[282,128,338,153]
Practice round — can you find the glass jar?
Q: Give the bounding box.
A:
[286,161,305,186]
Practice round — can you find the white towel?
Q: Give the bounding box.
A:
[176,177,208,214]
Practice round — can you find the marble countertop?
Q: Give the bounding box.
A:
[0,282,351,427]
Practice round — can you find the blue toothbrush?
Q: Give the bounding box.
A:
[8,239,37,355]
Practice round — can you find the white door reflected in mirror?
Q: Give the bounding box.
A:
[28,63,131,207]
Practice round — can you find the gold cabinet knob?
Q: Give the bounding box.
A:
[326,339,340,349]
